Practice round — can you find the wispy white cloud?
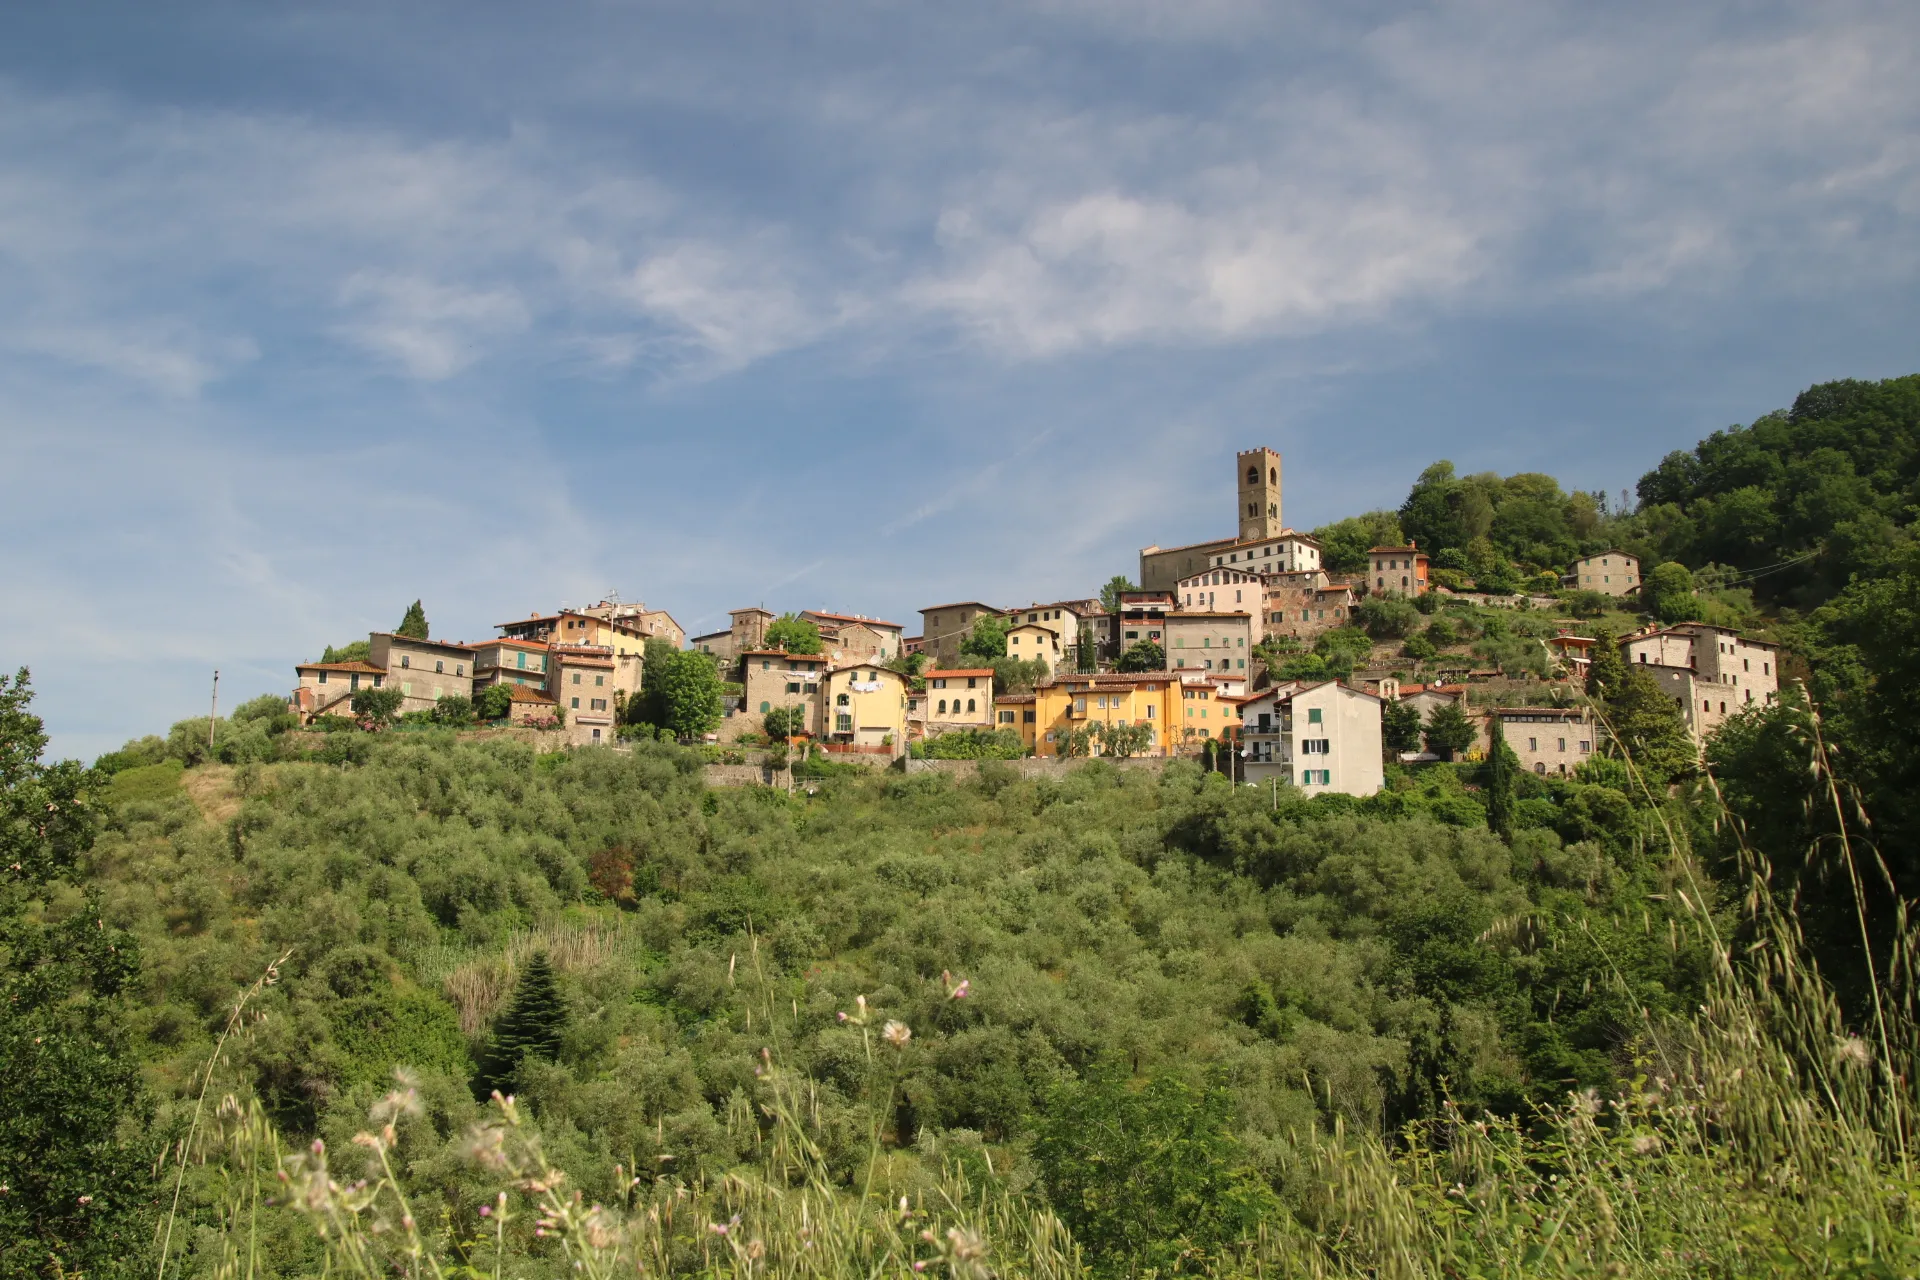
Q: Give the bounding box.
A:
[335,272,530,380]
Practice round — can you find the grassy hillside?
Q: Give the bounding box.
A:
[17,718,1895,1277]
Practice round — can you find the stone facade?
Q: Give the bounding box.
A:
[1368,546,1430,597]
[1490,707,1596,777]
[918,602,1000,669]
[290,660,386,722]
[368,633,478,715]
[1263,574,1359,640]
[1568,551,1641,596]
[1622,623,1779,739]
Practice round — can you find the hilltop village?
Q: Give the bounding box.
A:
[287,447,1776,796]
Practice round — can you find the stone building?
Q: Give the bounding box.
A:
[918,602,1001,669]
[1621,623,1779,739]
[368,633,477,715]
[290,660,386,723]
[1568,551,1641,597]
[1489,706,1596,777]
[1368,545,1430,597]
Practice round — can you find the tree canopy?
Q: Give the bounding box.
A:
[396,600,430,640]
[763,613,823,654]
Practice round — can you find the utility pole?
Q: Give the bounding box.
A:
[208,669,221,751]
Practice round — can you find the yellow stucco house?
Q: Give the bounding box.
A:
[1027,673,1218,757]
[821,662,908,757]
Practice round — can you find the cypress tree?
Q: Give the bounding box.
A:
[396,600,430,640]
[1585,628,1626,702]
[478,951,564,1095]
[1485,716,1516,841]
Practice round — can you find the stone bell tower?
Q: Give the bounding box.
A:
[1237,447,1282,542]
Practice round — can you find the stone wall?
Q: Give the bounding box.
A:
[902,756,1173,782]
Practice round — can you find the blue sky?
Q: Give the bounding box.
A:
[3,1,1917,761]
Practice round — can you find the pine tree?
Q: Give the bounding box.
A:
[1423,701,1477,761]
[478,951,565,1095]
[1485,716,1516,840]
[396,600,430,640]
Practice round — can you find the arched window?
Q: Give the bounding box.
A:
[966,698,976,712]
[938,699,947,714]
[1534,763,1546,775]
[1269,466,1277,484]
[1247,502,1257,516]
[760,701,771,713]
[1268,503,1277,517]
[1246,465,1258,485]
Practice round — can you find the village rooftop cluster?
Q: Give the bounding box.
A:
[288,448,1778,797]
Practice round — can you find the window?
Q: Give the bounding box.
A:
[1075,698,1087,713]
[786,682,800,694]
[1579,740,1592,752]
[591,698,607,711]
[517,652,526,669]
[837,693,850,706]
[400,655,411,669]
[318,670,329,684]
[837,713,852,732]
[938,699,947,714]
[591,728,602,742]
[1126,630,1139,640]
[1145,705,1155,719]
[572,673,581,684]
[435,660,444,673]
[966,698,976,712]
[1558,737,1566,752]
[763,660,771,670]
[1307,707,1322,724]
[967,676,978,688]
[760,701,771,713]
[1763,661,1770,675]
[1534,763,1546,775]
[1000,710,1015,724]
[402,681,412,695]
[1528,737,1538,751]
[595,675,605,686]
[571,697,579,709]
[456,664,465,676]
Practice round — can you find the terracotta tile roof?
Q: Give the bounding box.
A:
[1368,545,1426,555]
[1139,536,1238,556]
[497,613,561,627]
[994,693,1037,704]
[476,637,549,652]
[742,649,827,660]
[919,602,1002,614]
[926,668,995,678]
[804,610,903,629]
[507,686,557,704]
[371,632,479,653]
[295,660,386,674]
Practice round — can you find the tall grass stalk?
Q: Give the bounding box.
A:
[155,948,290,1280]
